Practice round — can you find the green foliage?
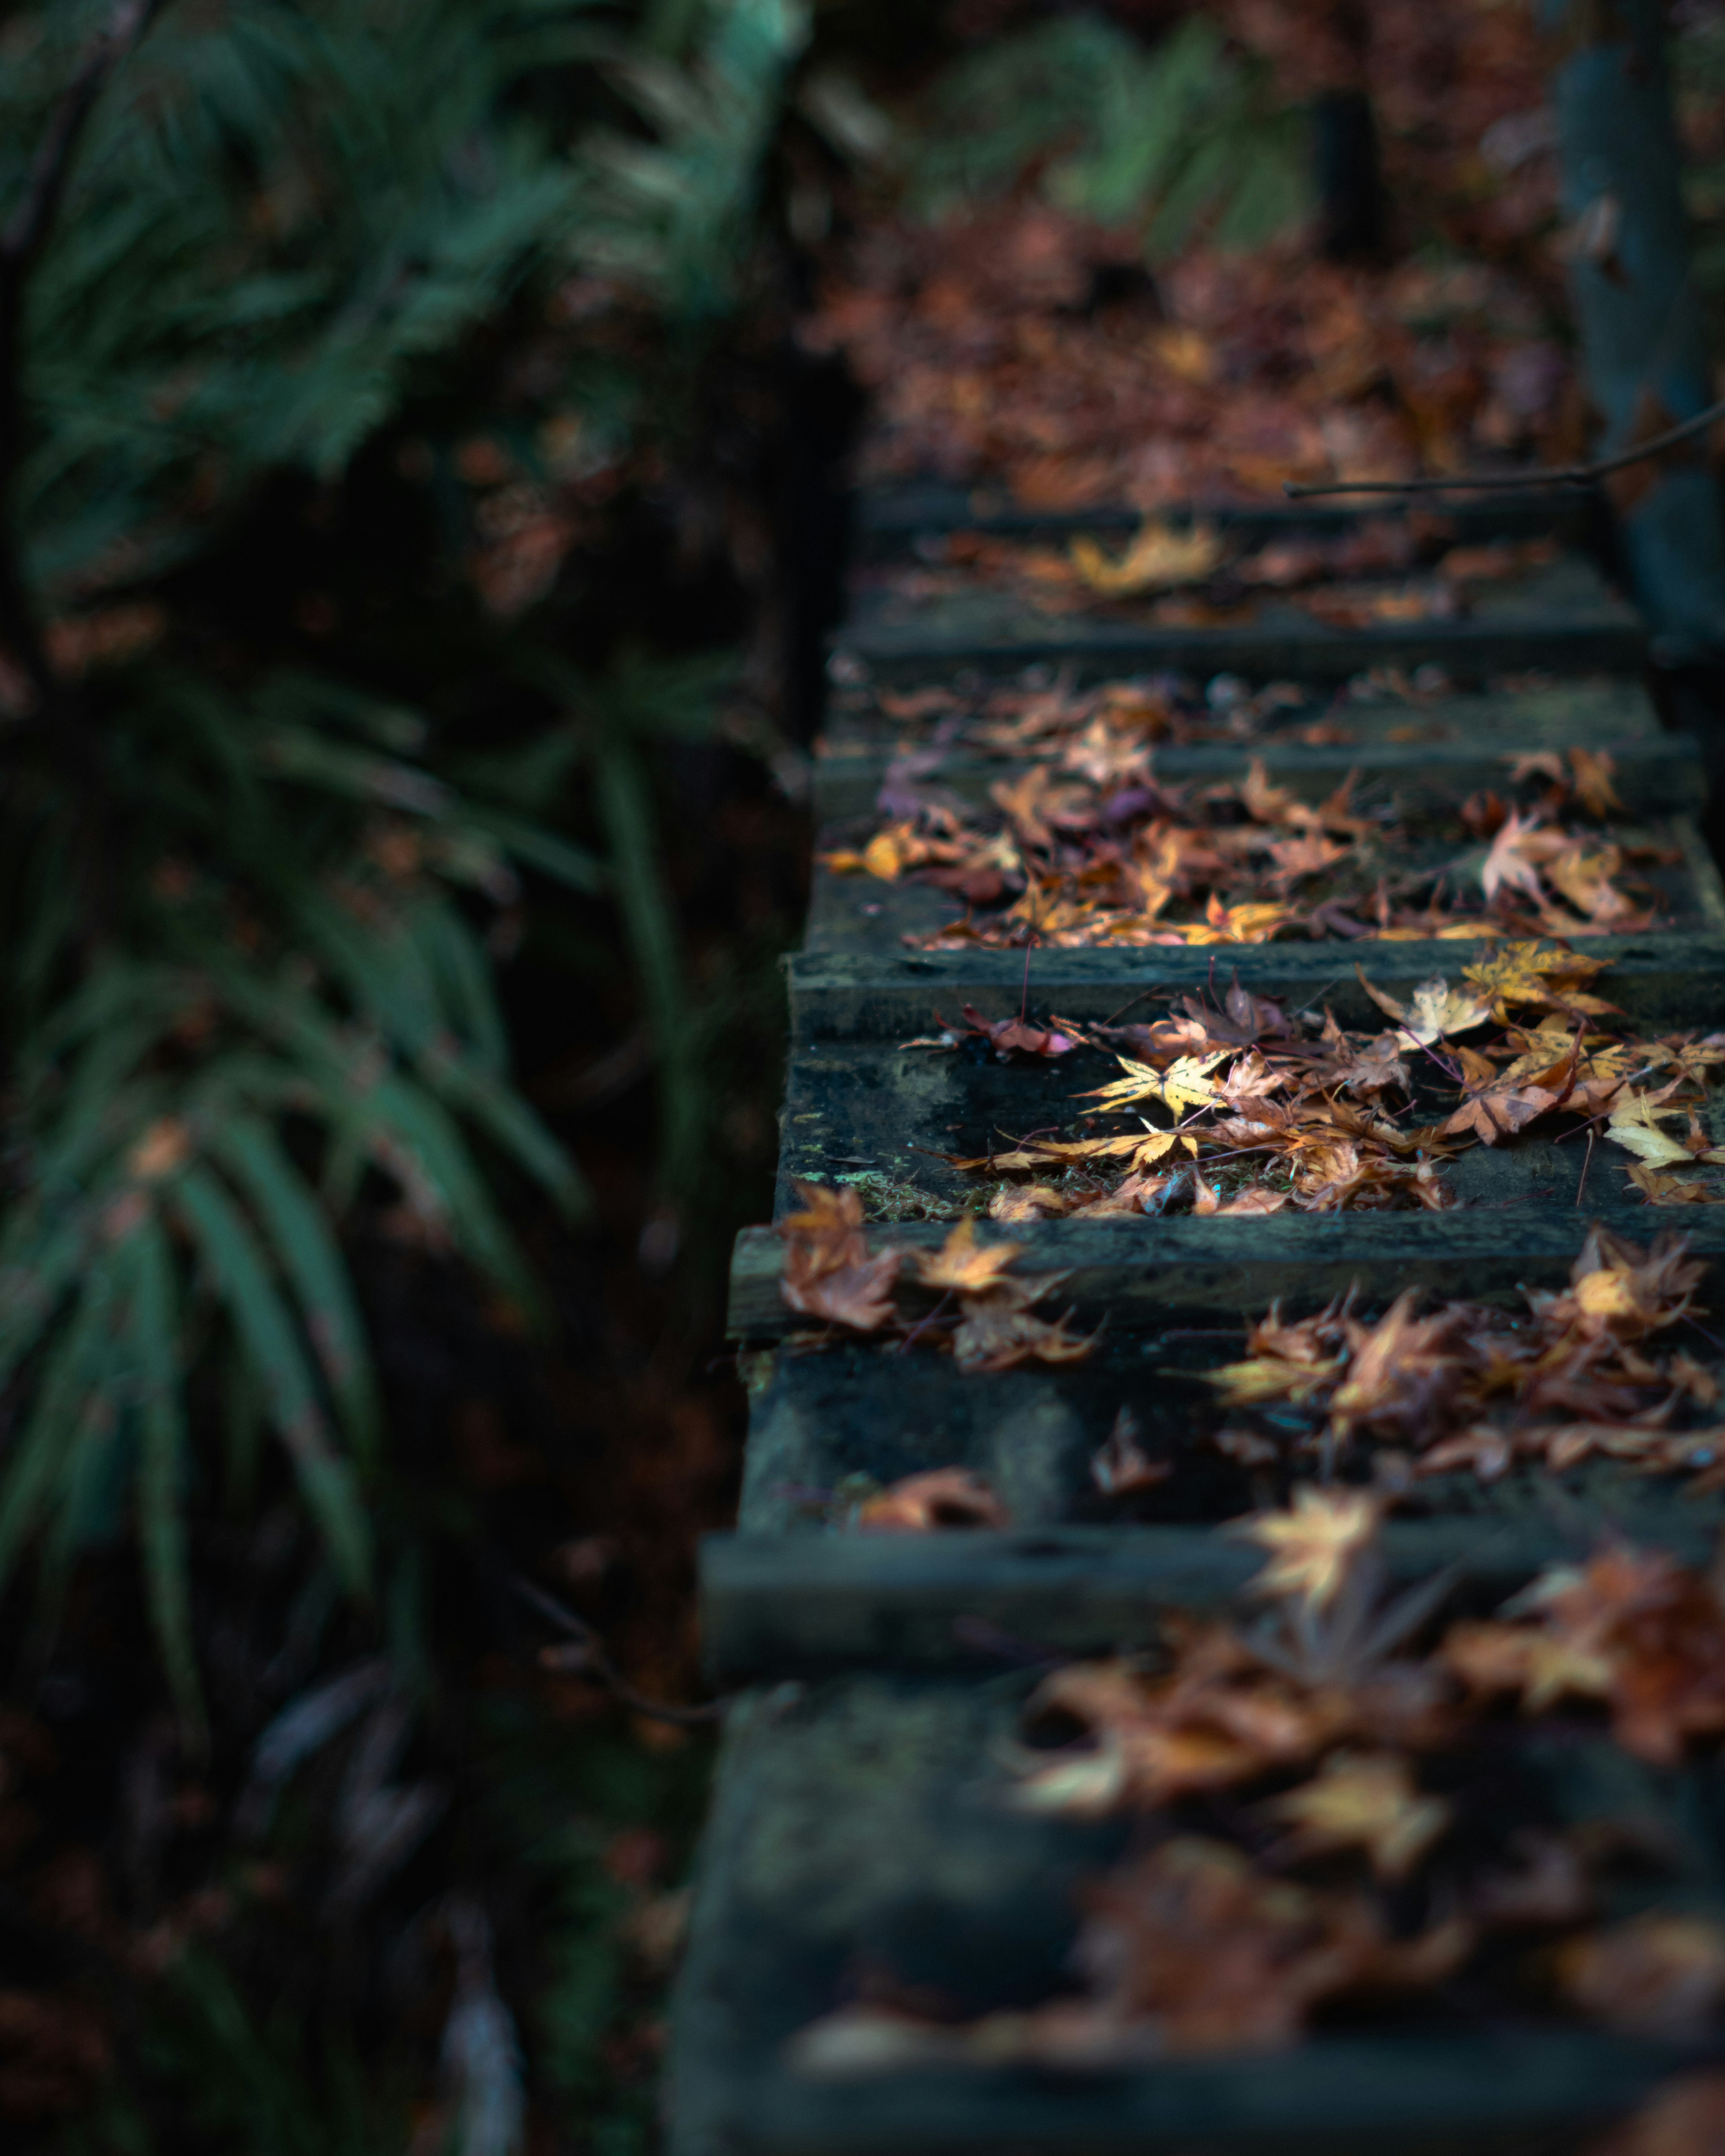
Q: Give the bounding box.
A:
[905,12,1312,261]
[0,0,792,1724]
[4,0,612,597]
[575,0,810,322]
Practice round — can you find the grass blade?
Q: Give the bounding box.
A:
[128,1208,205,1741]
[172,1163,373,1597]
[212,1114,382,1470]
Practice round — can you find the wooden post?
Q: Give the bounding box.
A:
[1543,0,1725,668]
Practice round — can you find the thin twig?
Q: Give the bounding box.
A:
[513,1576,730,1727]
[1284,390,1725,499]
[1575,1126,1595,1209]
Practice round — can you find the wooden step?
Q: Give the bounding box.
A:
[839,548,1644,682]
[670,472,1725,2156]
[699,1518,1725,1683]
[814,679,1695,827]
[670,1669,1688,2156]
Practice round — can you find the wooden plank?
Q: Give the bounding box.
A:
[771,1036,1717,1221]
[804,824,1725,956]
[837,553,1645,682]
[700,1518,1725,1682]
[668,1675,1684,2156]
[729,1325,1725,1543]
[728,1210,1725,1341]
[787,929,1725,1037]
[813,729,1704,826]
[854,484,1597,553]
[819,677,1663,761]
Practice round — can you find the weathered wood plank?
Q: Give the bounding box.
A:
[771,1032,1716,1221]
[854,484,1597,553]
[787,929,1725,1036]
[813,729,1704,825]
[838,553,1645,682]
[820,677,1662,761]
[728,1210,1725,1341]
[668,1675,1685,2156]
[700,1518,1725,1682]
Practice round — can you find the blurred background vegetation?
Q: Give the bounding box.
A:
[0,1,1723,2149]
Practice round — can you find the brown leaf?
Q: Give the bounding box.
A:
[852,1468,1012,1532]
[951,1294,1098,1373]
[912,1213,1024,1293]
[1556,1915,1725,2040]
[1091,1407,1171,1496]
[778,1182,902,1332]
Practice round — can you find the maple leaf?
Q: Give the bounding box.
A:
[912,1213,1026,1293]
[1235,1488,1382,1614]
[1439,1051,1576,1145]
[1626,1161,1725,1205]
[951,1294,1098,1373]
[1532,1226,1705,1341]
[1267,1753,1451,1879]
[1556,1915,1725,2040]
[1356,969,1490,1046]
[1216,1186,1291,1215]
[1568,746,1623,819]
[987,1182,1070,1222]
[1079,1051,1228,1118]
[957,1003,1080,1058]
[1480,809,1550,904]
[852,1468,1012,1532]
[777,1181,903,1331]
[1069,518,1224,596]
[1328,1292,1457,1439]
[1091,1407,1171,1496]
[1070,1837,1472,2056]
[1606,1089,1715,1169]
[1461,943,1617,1022]
[1442,1617,1615,1713]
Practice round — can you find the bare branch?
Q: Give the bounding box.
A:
[1284,390,1725,501]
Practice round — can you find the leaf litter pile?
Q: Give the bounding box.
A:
[823,680,1676,947]
[791,1492,1725,2114]
[906,946,1725,1227]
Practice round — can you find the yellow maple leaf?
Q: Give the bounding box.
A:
[1235,1488,1382,1612]
[1268,1754,1451,1879]
[913,1213,1026,1293]
[1080,1052,1229,1119]
[1069,518,1224,597]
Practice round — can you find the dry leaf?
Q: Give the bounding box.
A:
[1267,1753,1451,1878]
[852,1468,1012,1532]
[1235,1488,1382,1613]
[912,1214,1025,1293]
[1069,519,1224,597]
[1091,1407,1171,1496]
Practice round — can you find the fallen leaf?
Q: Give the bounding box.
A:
[1267,1753,1451,1878]
[852,1468,1012,1532]
[1092,1407,1171,1497]
[912,1213,1025,1293]
[951,1294,1099,1373]
[1556,1915,1725,2040]
[778,1182,902,1332]
[1235,1488,1382,1613]
[1070,519,1224,597]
